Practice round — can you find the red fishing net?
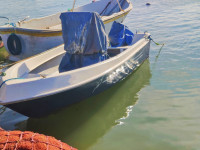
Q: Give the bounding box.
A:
[0,127,77,150]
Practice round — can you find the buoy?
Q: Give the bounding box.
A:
[0,127,78,150]
[7,34,22,55]
[146,3,151,6]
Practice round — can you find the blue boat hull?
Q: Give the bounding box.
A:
[6,41,150,117]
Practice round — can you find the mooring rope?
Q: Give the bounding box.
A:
[0,16,16,27]
[0,16,10,24]
[148,35,165,69]
[149,35,165,57]
[148,35,165,46]
[148,35,165,57]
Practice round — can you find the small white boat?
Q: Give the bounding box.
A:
[0,33,150,117]
[0,0,132,61]
[0,12,150,118]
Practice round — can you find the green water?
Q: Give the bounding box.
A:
[1,0,200,149]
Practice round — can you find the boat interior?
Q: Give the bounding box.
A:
[19,33,145,79]
[17,0,130,30]
[24,47,126,78]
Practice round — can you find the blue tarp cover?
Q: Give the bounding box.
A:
[60,12,107,54]
[108,21,134,47]
[59,12,108,72]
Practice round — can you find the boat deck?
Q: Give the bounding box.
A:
[23,34,146,78]
[27,47,126,78]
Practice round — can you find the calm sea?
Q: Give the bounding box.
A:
[1,0,200,149]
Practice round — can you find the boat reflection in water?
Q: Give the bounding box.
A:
[24,60,151,149]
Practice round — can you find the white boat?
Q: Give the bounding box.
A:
[0,32,150,117]
[0,12,150,118]
[0,0,132,61]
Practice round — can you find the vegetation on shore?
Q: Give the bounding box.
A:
[0,46,9,61]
